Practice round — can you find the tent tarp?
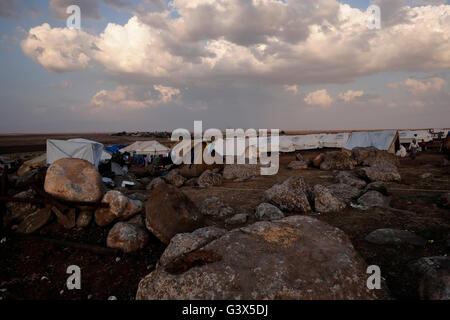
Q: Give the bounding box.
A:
[47,139,104,167]
[343,130,399,153]
[399,130,433,144]
[119,141,170,155]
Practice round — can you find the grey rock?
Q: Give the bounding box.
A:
[200,197,234,219]
[357,191,390,208]
[264,176,312,213]
[313,185,346,213]
[255,203,284,221]
[365,228,427,246]
[334,171,366,189]
[408,256,450,300]
[197,170,223,187]
[225,213,249,225]
[107,222,149,253]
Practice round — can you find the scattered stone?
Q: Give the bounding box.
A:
[164,169,186,187]
[326,183,362,204]
[127,214,145,227]
[364,181,389,195]
[52,207,76,229]
[4,189,37,226]
[287,160,308,170]
[95,190,143,227]
[199,197,234,219]
[17,208,52,234]
[357,191,390,209]
[159,226,227,267]
[334,171,366,189]
[320,151,355,171]
[223,164,260,180]
[146,177,165,191]
[197,170,223,187]
[145,182,204,244]
[365,228,426,246]
[255,203,284,221]
[184,178,198,187]
[314,185,346,213]
[264,176,312,213]
[107,222,149,253]
[136,215,380,300]
[360,163,401,182]
[312,153,324,168]
[15,168,40,186]
[351,147,399,167]
[76,210,92,228]
[409,256,450,300]
[128,193,148,202]
[225,213,249,226]
[44,158,104,202]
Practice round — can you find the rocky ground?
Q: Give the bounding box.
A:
[0,147,449,300]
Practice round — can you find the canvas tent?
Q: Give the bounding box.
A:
[46,138,104,168]
[399,130,433,144]
[119,141,170,156]
[315,133,350,149]
[343,130,399,154]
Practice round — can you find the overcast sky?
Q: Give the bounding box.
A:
[0,0,449,133]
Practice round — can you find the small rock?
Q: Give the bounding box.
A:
[197,170,222,187]
[365,228,427,246]
[360,164,401,182]
[312,153,325,168]
[357,191,390,209]
[313,185,346,213]
[199,197,234,218]
[255,203,284,221]
[287,160,308,170]
[95,190,143,227]
[128,193,148,202]
[320,151,355,171]
[146,177,165,191]
[107,222,150,253]
[363,181,389,196]
[409,256,450,300]
[334,171,366,189]
[76,210,92,228]
[225,213,249,225]
[264,176,312,213]
[164,170,186,187]
[184,178,198,187]
[223,164,260,180]
[326,183,362,204]
[4,189,37,226]
[52,207,76,229]
[17,208,52,234]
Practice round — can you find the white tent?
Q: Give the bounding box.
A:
[291,135,321,151]
[47,138,104,168]
[343,130,399,154]
[316,133,350,148]
[279,136,296,153]
[399,130,433,144]
[119,141,170,156]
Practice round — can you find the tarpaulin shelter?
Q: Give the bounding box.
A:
[315,133,350,149]
[119,141,170,156]
[46,138,104,168]
[105,145,126,153]
[343,130,400,154]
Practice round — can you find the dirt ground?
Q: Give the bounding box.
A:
[0,137,449,300]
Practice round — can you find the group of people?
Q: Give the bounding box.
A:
[396,135,427,159]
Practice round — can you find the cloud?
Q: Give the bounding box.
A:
[338,90,364,102]
[20,1,450,87]
[90,85,180,112]
[388,77,447,95]
[48,80,73,89]
[284,84,299,95]
[49,0,100,20]
[304,89,333,107]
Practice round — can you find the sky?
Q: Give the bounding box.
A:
[0,0,449,133]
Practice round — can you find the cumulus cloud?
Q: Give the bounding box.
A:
[338,90,364,102]
[388,77,447,94]
[284,84,299,95]
[90,85,180,112]
[49,0,101,20]
[304,89,333,107]
[20,0,450,87]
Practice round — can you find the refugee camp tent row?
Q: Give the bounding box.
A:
[119,141,170,157]
[398,130,434,144]
[47,138,106,168]
[343,130,400,154]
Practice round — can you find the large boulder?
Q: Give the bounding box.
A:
[44,158,104,203]
[360,164,401,182]
[334,171,366,189]
[365,229,427,246]
[95,190,143,227]
[159,226,227,267]
[314,185,346,213]
[320,151,355,171]
[136,216,379,300]
[106,222,149,253]
[264,176,312,213]
[197,170,223,187]
[409,256,450,300]
[326,183,362,204]
[199,197,234,219]
[223,164,260,180]
[145,182,204,244]
[164,169,186,187]
[255,203,284,221]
